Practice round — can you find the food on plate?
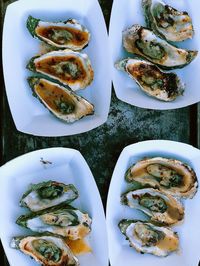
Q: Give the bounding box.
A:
[115,58,184,101]
[20,181,78,212]
[28,77,94,122]
[142,0,194,42]
[16,203,92,240]
[125,157,198,198]
[119,219,179,257]
[27,49,94,91]
[10,234,79,266]
[27,16,90,50]
[122,24,197,69]
[121,188,184,225]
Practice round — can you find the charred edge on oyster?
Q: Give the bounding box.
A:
[121,188,184,225]
[11,234,79,266]
[27,16,90,50]
[16,203,92,240]
[20,181,79,212]
[125,157,198,198]
[27,77,94,123]
[142,0,194,42]
[27,50,94,91]
[118,219,179,257]
[115,58,184,101]
[122,24,198,69]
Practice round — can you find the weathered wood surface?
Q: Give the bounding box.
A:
[0,0,198,265]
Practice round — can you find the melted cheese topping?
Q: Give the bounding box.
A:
[157,234,178,251]
[35,79,75,114]
[35,56,86,84]
[36,25,89,47]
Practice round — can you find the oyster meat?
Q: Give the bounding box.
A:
[11,235,79,266]
[20,181,78,212]
[115,58,184,101]
[142,0,194,42]
[125,157,198,198]
[121,188,184,225]
[123,24,198,69]
[119,219,179,257]
[28,77,94,122]
[16,203,92,240]
[27,49,94,91]
[27,16,90,50]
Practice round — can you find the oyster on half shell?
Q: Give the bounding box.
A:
[27,49,94,91]
[142,0,194,42]
[125,157,198,198]
[11,234,79,266]
[27,16,90,51]
[115,58,184,101]
[119,219,179,257]
[28,77,94,122]
[16,203,92,240]
[121,188,184,225]
[123,24,198,69]
[20,181,78,212]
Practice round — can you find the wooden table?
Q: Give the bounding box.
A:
[0,0,199,265]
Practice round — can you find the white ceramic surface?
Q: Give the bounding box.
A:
[109,0,200,110]
[0,148,108,266]
[3,0,111,136]
[107,140,200,266]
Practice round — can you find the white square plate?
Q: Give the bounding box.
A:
[109,0,200,110]
[0,148,108,266]
[3,0,111,136]
[107,140,200,266]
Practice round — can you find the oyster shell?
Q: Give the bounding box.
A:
[121,188,184,225]
[125,157,198,198]
[28,77,94,122]
[115,58,184,101]
[20,181,78,212]
[142,0,194,42]
[16,203,92,240]
[11,234,79,266]
[27,16,90,50]
[123,24,198,69]
[119,219,179,257]
[27,49,94,91]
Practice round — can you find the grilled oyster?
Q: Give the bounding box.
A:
[20,181,78,212]
[16,203,92,240]
[121,188,184,225]
[28,77,94,122]
[27,16,90,51]
[142,0,194,42]
[11,234,79,266]
[119,219,179,257]
[27,49,94,91]
[125,157,198,198]
[123,24,198,69]
[115,58,184,101]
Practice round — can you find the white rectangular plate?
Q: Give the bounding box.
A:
[0,148,108,266]
[3,0,111,136]
[107,140,200,266]
[109,0,200,110]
